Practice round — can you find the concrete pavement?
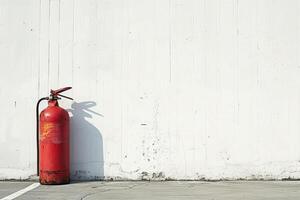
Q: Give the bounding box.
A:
[1,181,300,200]
[0,182,33,199]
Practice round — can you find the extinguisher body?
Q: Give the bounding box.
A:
[39,100,70,184]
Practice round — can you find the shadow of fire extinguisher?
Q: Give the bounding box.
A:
[67,101,104,180]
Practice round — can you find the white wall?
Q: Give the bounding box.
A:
[1,0,300,180]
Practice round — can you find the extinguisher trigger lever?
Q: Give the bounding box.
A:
[50,87,72,95]
[49,87,73,101]
[57,94,73,100]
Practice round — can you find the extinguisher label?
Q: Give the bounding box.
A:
[40,122,66,143]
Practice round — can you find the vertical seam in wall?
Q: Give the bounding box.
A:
[57,0,61,85]
[168,0,172,83]
[235,0,240,133]
[47,0,51,91]
[120,0,127,160]
[95,0,99,98]
[72,0,75,94]
[38,0,41,98]
[255,0,260,87]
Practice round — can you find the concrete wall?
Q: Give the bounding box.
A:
[1,0,300,180]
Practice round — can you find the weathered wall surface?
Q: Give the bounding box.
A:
[1,0,300,180]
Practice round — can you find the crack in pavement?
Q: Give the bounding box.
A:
[82,182,147,199]
[80,192,95,200]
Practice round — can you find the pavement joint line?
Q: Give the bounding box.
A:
[0,183,40,200]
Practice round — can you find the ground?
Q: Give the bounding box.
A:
[0,181,300,199]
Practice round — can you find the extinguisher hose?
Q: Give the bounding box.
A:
[36,97,49,176]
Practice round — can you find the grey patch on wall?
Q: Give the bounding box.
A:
[139,171,166,181]
[152,172,165,180]
[140,171,150,180]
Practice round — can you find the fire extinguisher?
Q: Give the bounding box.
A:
[36,87,73,184]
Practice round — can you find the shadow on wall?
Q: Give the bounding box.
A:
[68,101,104,181]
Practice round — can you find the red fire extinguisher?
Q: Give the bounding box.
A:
[36,87,73,184]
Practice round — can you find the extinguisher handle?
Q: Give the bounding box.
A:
[50,87,72,95]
